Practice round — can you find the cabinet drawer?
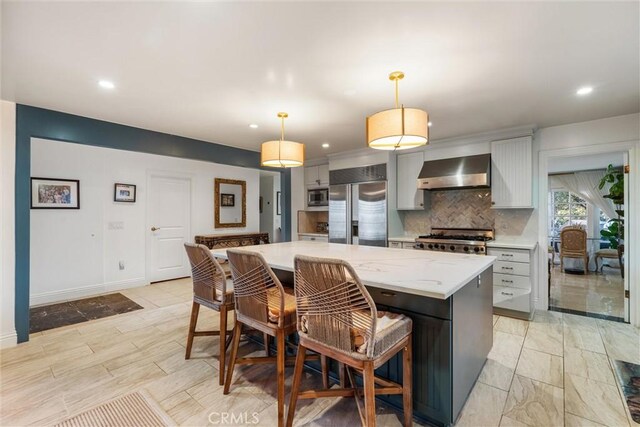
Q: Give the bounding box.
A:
[494,261,530,277]
[493,285,530,312]
[299,235,328,242]
[388,241,402,249]
[487,248,530,263]
[402,242,417,249]
[493,273,530,289]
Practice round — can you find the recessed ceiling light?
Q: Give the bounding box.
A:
[98,80,115,89]
[428,122,432,127]
[249,124,259,129]
[576,86,593,95]
[322,143,330,148]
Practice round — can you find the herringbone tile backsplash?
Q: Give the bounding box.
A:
[401,189,536,236]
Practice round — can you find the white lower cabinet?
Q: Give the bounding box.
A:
[388,240,417,249]
[488,246,535,319]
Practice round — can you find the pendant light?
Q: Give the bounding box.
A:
[261,112,305,168]
[366,71,429,150]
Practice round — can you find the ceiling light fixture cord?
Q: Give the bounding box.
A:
[280,114,285,167]
[395,77,399,109]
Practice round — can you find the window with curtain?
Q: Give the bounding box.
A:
[549,190,587,236]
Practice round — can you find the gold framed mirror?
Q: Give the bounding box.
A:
[214,178,246,228]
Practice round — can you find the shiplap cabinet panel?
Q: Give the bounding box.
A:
[491,136,533,208]
[397,151,425,210]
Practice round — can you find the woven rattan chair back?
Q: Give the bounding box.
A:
[227,249,287,329]
[184,243,229,305]
[560,226,587,256]
[294,255,378,359]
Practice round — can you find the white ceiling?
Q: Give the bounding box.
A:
[2,2,639,160]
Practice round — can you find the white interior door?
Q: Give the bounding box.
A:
[147,174,191,283]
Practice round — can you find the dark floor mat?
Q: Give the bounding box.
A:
[30,293,143,333]
[612,359,640,423]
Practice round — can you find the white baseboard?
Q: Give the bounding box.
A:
[0,331,18,349]
[30,278,148,306]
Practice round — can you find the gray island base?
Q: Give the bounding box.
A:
[211,242,495,426]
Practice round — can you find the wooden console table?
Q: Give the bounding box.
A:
[194,232,270,249]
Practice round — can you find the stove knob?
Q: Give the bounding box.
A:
[427,244,433,249]
[463,246,469,252]
[473,247,480,253]
[450,245,455,251]
[440,245,446,250]
[418,243,425,249]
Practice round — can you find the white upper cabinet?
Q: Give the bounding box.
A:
[491,136,533,208]
[396,151,425,210]
[305,164,330,187]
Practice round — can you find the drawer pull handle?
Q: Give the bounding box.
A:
[381,292,396,297]
[502,280,513,284]
[501,267,513,270]
[501,291,514,296]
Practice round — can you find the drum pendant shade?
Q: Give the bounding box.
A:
[260,112,304,168]
[366,71,429,150]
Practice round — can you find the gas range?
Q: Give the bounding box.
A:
[415,228,494,255]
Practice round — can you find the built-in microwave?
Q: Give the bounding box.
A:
[307,188,329,207]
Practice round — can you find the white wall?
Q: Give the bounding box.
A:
[30,138,260,305]
[1,100,17,348]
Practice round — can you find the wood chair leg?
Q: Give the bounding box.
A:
[286,344,307,427]
[276,329,285,427]
[363,361,376,427]
[263,332,270,357]
[219,305,228,386]
[402,338,413,427]
[321,354,329,389]
[339,362,348,388]
[185,301,200,359]
[223,322,243,395]
[560,256,564,271]
[584,256,588,275]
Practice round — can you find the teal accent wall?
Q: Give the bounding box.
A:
[15,104,291,342]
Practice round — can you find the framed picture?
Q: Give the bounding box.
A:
[31,178,80,209]
[221,193,235,207]
[114,183,136,203]
[276,191,281,215]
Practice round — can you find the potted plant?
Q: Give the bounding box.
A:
[598,164,624,249]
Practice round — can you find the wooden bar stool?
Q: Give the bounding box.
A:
[183,243,234,386]
[287,255,413,427]
[223,249,326,427]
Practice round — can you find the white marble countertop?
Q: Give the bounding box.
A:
[487,238,538,251]
[211,241,495,300]
[387,235,419,243]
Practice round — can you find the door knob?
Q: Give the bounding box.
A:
[151,227,160,231]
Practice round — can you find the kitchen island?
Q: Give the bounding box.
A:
[211,241,495,426]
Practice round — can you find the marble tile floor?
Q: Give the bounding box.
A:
[1,278,638,426]
[549,265,625,321]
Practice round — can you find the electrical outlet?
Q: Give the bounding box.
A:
[119,261,125,270]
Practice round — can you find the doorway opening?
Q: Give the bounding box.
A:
[546,152,628,322]
[259,171,282,243]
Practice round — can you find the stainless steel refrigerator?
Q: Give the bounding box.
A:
[329,181,387,247]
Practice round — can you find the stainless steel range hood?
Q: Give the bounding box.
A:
[417,154,491,190]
